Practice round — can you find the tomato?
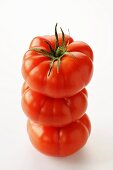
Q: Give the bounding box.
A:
[27,113,91,157]
[22,24,93,98]
[21,82,88,127]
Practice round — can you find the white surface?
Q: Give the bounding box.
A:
[0,0,113,169]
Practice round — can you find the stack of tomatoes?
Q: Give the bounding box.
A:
[21,24,93,157]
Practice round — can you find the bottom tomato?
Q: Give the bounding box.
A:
[27,114,91,157]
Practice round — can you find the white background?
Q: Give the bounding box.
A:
[0,0,113,169]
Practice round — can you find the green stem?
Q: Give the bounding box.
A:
[48,57,57,76]
[30,48,53,58]
[55,23,59,50]
[60,27,65,47]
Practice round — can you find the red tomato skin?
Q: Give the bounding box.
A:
[67,41,94,61]
[27,113,91,157]
[80,113,91,134]
[29,34,73,50]
[29,36,52,52]
[21,82,88,127]
[22,51,93,98]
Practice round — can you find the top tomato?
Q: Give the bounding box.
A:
[22,24,93,98]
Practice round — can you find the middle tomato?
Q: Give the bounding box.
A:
[21,82,88,127]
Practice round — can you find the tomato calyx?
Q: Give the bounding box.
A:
[30,23,67,76]
[54,24,67,57]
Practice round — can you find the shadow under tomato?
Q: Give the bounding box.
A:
[49,145,90,165]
